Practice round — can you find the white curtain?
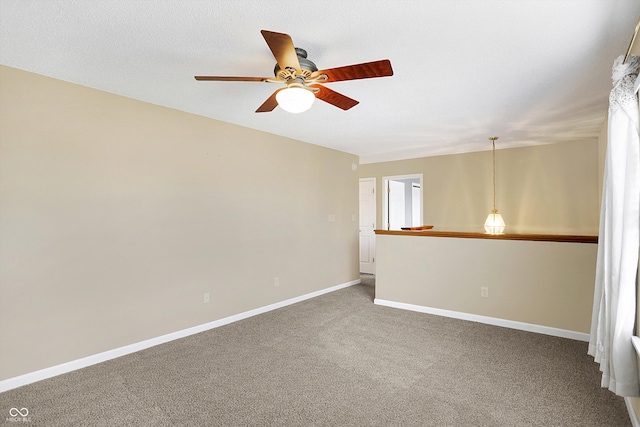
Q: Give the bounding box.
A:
[588,54,640,397]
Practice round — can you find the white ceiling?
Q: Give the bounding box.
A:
[1,1,639,163]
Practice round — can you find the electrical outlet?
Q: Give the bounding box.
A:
[481,287,489,298]
[274,277,280,287]
[204,292,210,303]
[328,214,336,223]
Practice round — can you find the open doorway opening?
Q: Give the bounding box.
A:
[382,174,423,230]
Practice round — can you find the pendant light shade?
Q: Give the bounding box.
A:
[485,209,506,234]
[484,137,505,234]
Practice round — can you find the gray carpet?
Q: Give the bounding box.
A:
[0,275,631,426]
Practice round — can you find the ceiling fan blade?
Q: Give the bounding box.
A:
[194,76,272,82]
[313,85,359,110]
[261,30,301,72]
[256,89,284,113]
[312,59,393,83]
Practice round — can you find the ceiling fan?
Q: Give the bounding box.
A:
[194,30,394,113]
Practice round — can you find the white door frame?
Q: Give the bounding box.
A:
[382,174,423,230]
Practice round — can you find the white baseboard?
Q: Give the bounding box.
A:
[0,279,360,393]
[626,397,640,427]
[374,298,589,342]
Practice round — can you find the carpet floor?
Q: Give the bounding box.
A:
[0,275,631,426]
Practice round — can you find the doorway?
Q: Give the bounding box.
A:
[382,174,423,230]
[359,178,376,274]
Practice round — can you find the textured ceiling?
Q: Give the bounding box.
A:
[1,1,639,163]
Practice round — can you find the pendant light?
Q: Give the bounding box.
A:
[484,136,506,234]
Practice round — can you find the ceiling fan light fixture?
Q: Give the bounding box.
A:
[195,30,393,113]
[275,83,315,113]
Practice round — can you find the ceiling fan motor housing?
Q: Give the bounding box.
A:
[273,47,318,78]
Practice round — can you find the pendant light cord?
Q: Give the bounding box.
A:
[490,137,498,212]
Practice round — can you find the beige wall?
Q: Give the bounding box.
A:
[375,235,597,333]
[359,140,600,235]
[0,66,359,380]
[365,133,601,335]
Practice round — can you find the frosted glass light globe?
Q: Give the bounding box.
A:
[276,87,315,113]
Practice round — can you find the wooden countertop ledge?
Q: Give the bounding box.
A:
[374,229,598,244]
